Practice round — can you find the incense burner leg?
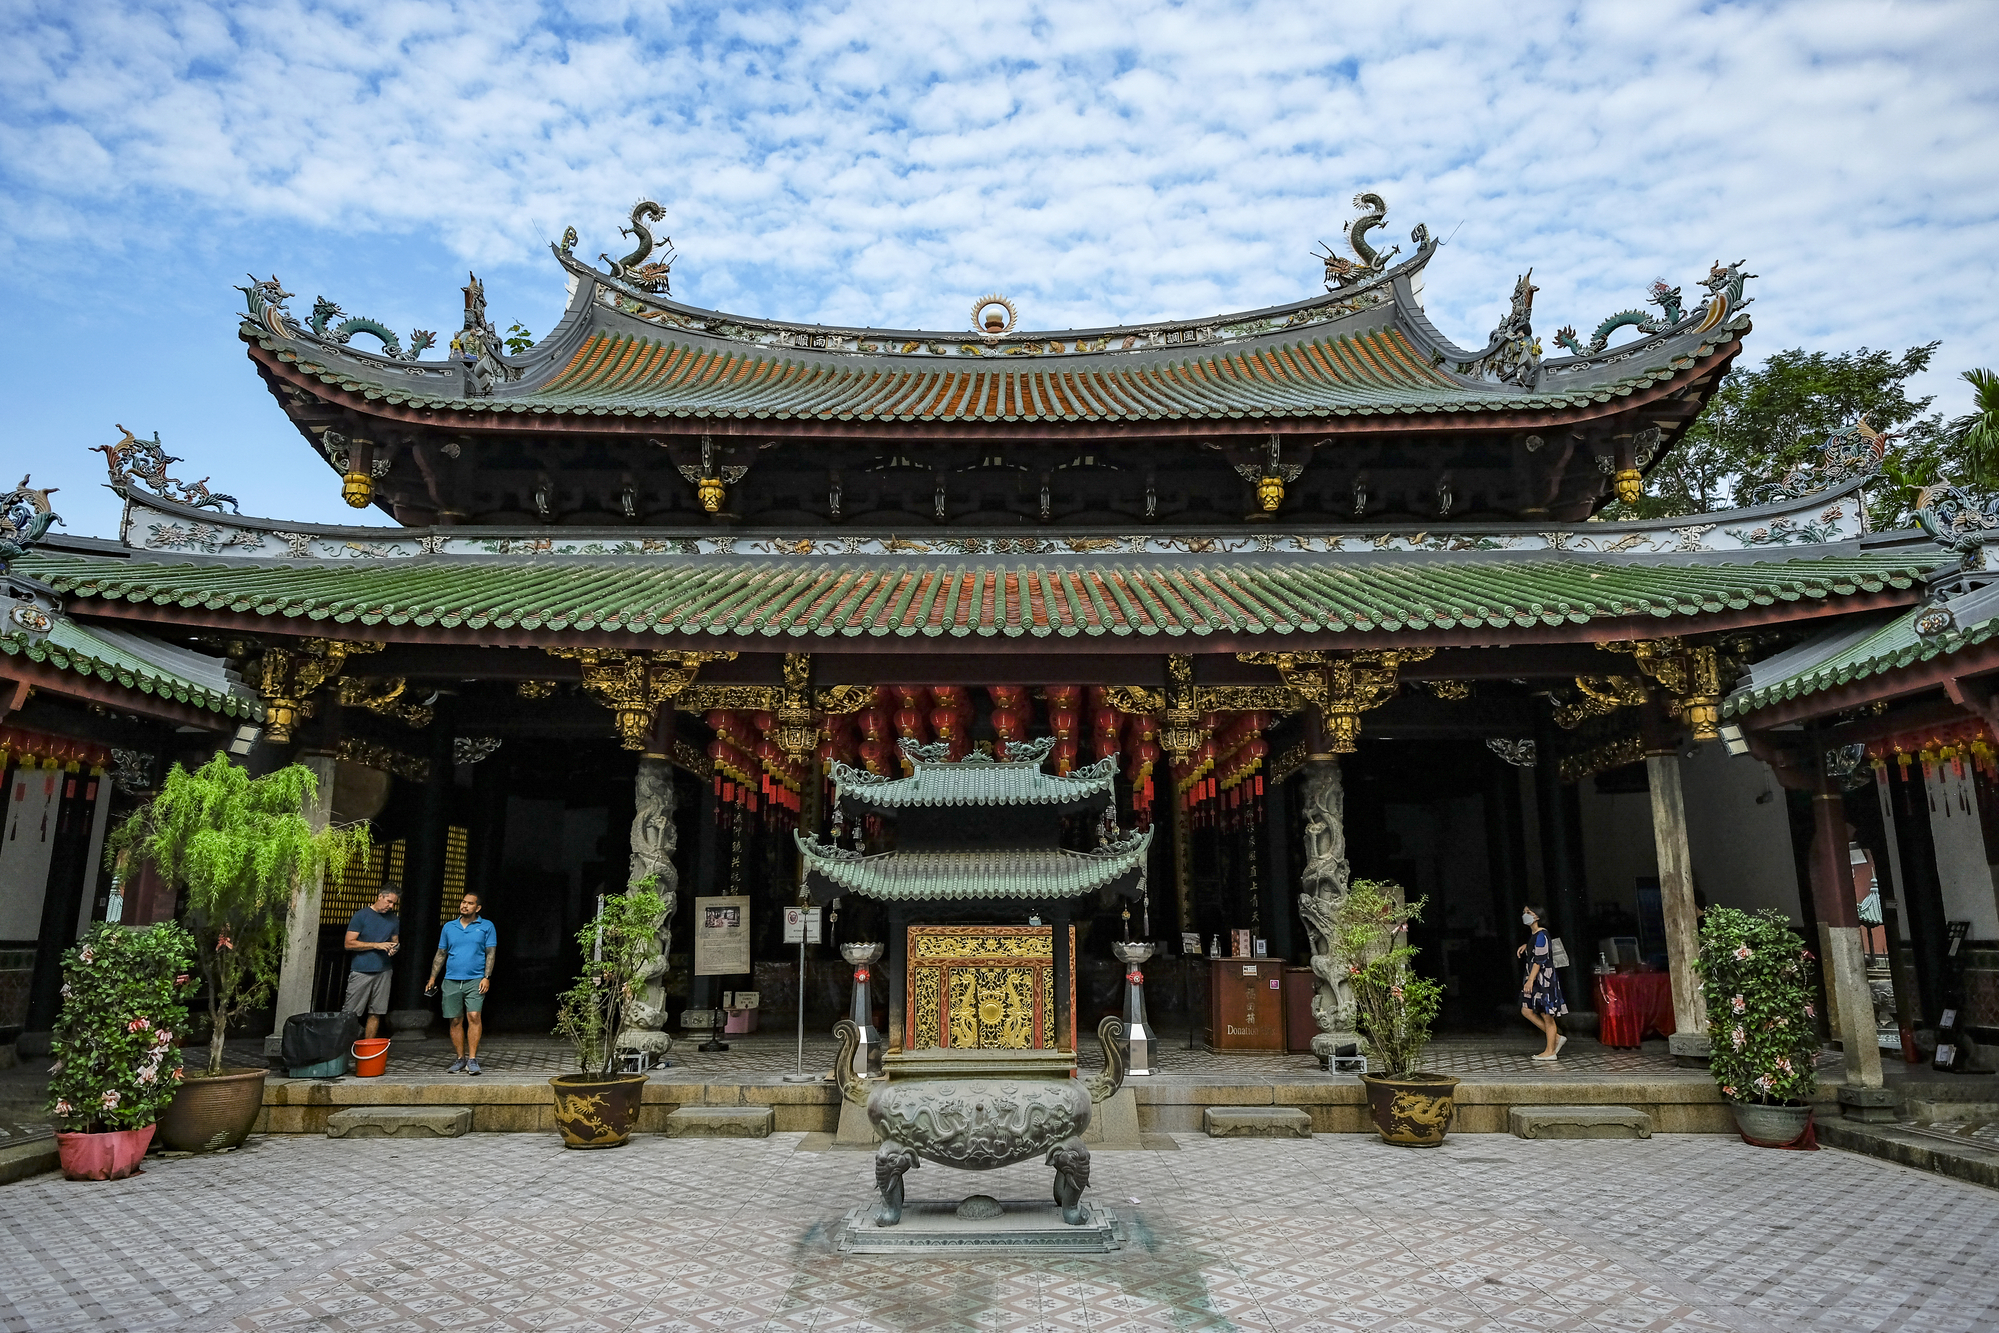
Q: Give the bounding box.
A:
[1046,1137,1091,1225]
[874,1139,918,1226]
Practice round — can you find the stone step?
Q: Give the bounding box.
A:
[665,1106,775,1138]
[1204,1106,1311,1138]
[1508,1105,1652,1139]
[326,1106,473,1139]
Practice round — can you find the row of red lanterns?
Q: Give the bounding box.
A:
[706,710,806,825]
[0,726,112,774]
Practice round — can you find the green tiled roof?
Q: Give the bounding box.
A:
[1726,604,1999,717]
[18,551,1943,642]
[796,836,1150,902]
[0,620,264,720]
[834,747,1115,810]
[253,321,1720,423]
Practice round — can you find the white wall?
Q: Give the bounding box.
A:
[1575,782,1654,915]
[0,766,63,940]
[1926,764,1999,940]
[1684,747,1803,922]
[1573,748,1802,924]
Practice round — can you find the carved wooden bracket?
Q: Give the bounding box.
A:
[545,646,735,750]
[255,638,384,743]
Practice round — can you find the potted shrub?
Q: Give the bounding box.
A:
[47,921,199,1180]
[1697,906,1821,1145]
[1333,879,1456,1146]
[549,877,669,1148]
[106,754,369,1153]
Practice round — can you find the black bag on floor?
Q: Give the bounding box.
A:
[282,1010,361,1069]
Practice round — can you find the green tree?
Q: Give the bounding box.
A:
[1950,368,1999,491]
[554,877,670,1076]
[1609,343,1948,527]
[106,755,370,1075]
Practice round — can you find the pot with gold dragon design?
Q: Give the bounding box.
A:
[833,1016,1125,1226]
[1359,1070,1460,1147]
[549,1072,649,1148]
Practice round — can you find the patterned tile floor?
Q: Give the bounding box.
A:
[3,1128,1995,1331]
[265,1034,1720,1084]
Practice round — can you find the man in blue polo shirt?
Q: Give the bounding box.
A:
[424,889,497,1075]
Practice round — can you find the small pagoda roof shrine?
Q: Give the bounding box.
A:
[829,738,1116,813]
[799,739,1150,904]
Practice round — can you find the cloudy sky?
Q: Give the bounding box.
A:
[4,0,1996,538]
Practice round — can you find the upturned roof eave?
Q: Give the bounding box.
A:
[242,327,1739,441]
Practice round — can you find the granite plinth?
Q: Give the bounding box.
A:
[325,1106,471,1139]
[1204,1106,1311,1138]
[836,1200,1123,1254]
[664,1105,774,1138]
[1508,1105,1653,1139]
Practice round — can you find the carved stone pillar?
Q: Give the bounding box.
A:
[269,751,338,1048]
[617,752,679,1061]
[1295,757,1359,1064]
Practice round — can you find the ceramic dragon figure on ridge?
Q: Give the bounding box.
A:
[305,296,436,361]
[601,200,676,294]
[92,426,239,513]
[1554,260,1755,357]
[1318,192,1423,290]
[0,476,61,565]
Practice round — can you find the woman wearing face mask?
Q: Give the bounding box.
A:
[1515,906,1567,1060]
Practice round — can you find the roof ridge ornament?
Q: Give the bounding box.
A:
[1751,416,1892,507]
[1316,192,1424,290]
[1461,272,1541,389]
[584,199,675,294]
[972,295,1018,346]
[1553,260,1755,358]
[0,475,61,570]
[92,425,239,513]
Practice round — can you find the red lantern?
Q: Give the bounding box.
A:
[930,706,958,740]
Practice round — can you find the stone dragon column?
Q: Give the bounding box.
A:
[616,755,679,1064]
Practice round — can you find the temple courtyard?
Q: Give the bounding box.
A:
[0,1110,1993,1333]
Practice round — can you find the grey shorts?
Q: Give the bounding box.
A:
[342,968,392,1016]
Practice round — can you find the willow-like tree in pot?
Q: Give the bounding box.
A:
[1331,878,1443,1077]
[105,754,371,1076]
[554,877,670,1076]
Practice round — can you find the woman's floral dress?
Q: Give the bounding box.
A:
[1524,928,1567,1016]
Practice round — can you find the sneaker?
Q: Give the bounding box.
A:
[448,1057,468,1074]
[1531,1052,1558,1061]
[465,1059,482,1076]
[1556,1035,1570,1057]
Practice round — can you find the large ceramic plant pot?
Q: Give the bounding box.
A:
[1360,1071,1460,1147]
[549,1073,649,1148]
[156,1068,268,1153]
[56,1125,156,1181]
[1729,1099,1812,1146]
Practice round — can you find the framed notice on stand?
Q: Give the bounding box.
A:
[695,895,752,976]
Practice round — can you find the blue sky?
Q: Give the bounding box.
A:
[4,0,1996,539]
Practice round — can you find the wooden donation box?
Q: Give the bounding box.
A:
[1207,958,1286,1050]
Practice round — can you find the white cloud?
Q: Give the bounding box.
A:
[2,0,1997,536]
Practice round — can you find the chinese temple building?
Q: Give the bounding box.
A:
[3,192,1993,1077]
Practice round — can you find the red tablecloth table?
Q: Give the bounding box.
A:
[1597,972,1676,1048]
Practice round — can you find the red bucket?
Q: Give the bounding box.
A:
[351,1038,391,1078]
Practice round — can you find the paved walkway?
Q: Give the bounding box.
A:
[279,1032,1718,1086]
[2,1128,1995,1332]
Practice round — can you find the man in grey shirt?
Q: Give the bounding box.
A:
[342,883,401,1039]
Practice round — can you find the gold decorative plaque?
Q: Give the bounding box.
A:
[905,925,1076,1051]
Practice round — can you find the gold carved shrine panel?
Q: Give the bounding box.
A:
[906,925,1076,1051]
